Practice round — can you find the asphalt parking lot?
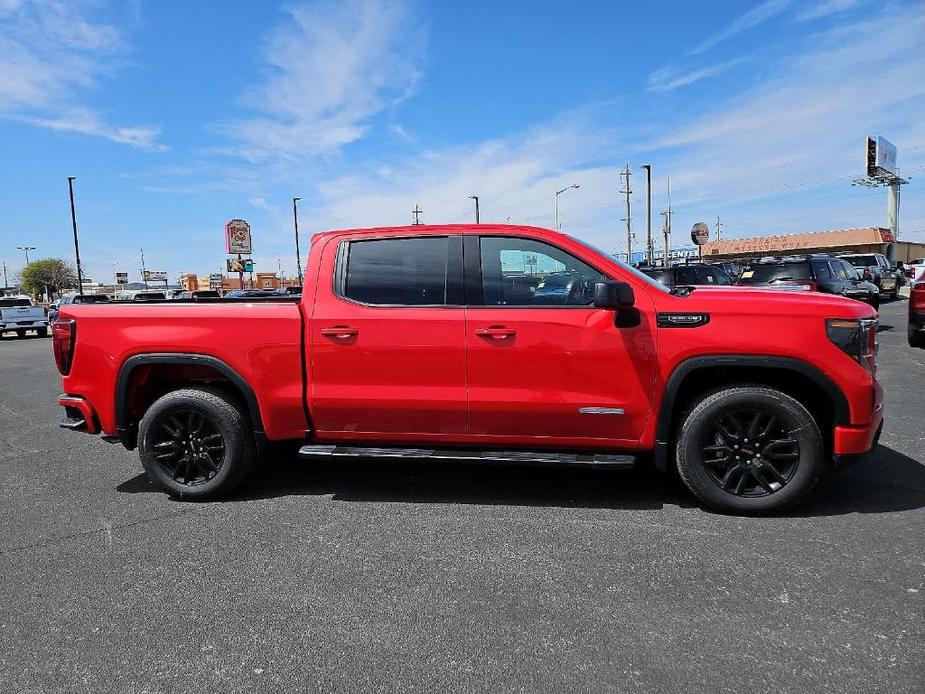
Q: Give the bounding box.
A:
[1,300,922,694]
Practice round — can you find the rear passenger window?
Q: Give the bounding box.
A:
[812,262,832,279]
[343,237,449,305]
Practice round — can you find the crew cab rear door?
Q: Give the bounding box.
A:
[308,232,466,438]
[464,234,657,447]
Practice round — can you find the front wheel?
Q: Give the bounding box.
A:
[676,386,825,514]
[910,324,925,349]
[138,388,255,500]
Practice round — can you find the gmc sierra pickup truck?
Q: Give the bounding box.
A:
[53,224,883,513]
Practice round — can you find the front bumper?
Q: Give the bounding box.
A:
[831,381,883,469]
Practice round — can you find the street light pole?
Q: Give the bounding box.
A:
[640,164,652,265]
[554,184,580,232]
[17,245,36,265]
[67,177,85,295]
[292,197,303,285]
[468,195,480,224]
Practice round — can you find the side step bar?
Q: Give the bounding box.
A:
[298,444,635,469]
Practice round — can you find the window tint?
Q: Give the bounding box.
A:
[738,262,812,284]
[845,255,877,267]
[0,298,31,308]
[710,267,733,285]
[640,269,670,286]
[840,261,861,280]
[831,261,849,280]
[812,261,832,279]
[674,266,704,285]
[344,236,449,305]
[479,237,605,306]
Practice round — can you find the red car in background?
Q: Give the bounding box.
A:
[909,281,925,348]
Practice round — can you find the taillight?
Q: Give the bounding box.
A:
[826,318,878,374]
[52,318,76,375]
[912,284,925,311]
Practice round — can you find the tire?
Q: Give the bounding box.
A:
[869,296,879,311]
[138,388,255,500]
[910,325,925,349]
[15,329,26,338]
[676,386,825,514]
[36,327,48,338]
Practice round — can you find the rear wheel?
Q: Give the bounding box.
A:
[138,388,255,500]
[910,324,925,349]
[676,386,825,514]
[36,327,48,337]
[15,329,26,338]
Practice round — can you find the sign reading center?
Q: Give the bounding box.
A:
[225,219,252,255]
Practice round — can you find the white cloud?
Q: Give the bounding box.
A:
[223,0,423,161]
[648,59,745,92]
[691,0,792,55]
[797,0,862,22]
[0,0,164,149]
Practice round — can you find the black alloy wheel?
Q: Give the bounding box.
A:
[150,409,226,486]
[675,386,825,514]
[138,388,255,500]
[699,409,800,497]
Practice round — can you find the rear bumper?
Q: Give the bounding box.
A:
[0,320,48,330]
[57,394,100,435]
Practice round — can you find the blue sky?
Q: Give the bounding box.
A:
[1,0,924,283]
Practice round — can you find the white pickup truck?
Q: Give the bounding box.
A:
[0,297,49,337]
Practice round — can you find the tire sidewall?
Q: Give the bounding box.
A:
[138,390,250,500]
[677,388,824,514]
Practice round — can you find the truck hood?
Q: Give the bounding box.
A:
[657,285,877,318]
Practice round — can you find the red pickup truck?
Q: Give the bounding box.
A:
[53,224,883,513]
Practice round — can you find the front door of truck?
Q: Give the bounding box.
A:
[465,235,657,447]
[309,233,467,439]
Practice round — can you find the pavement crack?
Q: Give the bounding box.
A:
[0,507,206,557]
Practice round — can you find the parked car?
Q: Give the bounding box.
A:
[224,289,284,298]
[52,224,883,514]
[172,290,221,300]
[736,256,879,308]
[909,281,925,348]
[905,258,925,283]
[532,271,596,304]
[0,296,48,337]
[840,253,900,300]
[707,261,743,281]
[278,286,303,295]
[114,290,167,302]
[50,292,110,321]
[640,263,733,289]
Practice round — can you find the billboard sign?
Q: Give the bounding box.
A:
[866,135,898,178]
[227,258,254,273]
[144,270,168,282]
[115,272,129,285]
[690,222,710,245]
[876,136,897,177]
[209,273,224,289]
[225,219,252,255]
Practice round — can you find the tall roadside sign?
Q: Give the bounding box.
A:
[854,136,908,263]
[225,219,252,289]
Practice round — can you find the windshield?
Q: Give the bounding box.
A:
[738,262,812,284]
[844,256,877,266]
[569,236,671,293]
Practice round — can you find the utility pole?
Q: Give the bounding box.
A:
[292,197,303,285]
[715,215,723,241]
[412,204,423,225]
[469,196,480,224]
[640,164,652,265]
[140,248,148,289]
[66,177,85,295]
[619,164,633,265]
[2,260,7,290]
[664,177,672,267]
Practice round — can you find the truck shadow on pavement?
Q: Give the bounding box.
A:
[117,444,925,515]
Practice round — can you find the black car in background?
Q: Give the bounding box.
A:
[707,261,743,281]
[839,253,899,300]
[49,292,110,321]
[639,263,733,289]
[736,255,879,307]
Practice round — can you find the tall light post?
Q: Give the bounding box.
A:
[17,245,36,265]
[468,195,480,224]
[67,176,85,295]
[292,197,303,285]
[554,184,580,232]
[640,164,652,265]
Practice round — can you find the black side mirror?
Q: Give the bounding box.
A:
[593,281,635,309]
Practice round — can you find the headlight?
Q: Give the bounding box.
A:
[826,318,878,373]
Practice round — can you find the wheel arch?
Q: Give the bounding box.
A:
[653,356,849,472]
[115,353,266,451]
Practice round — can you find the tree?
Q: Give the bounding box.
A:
[19,258,78,298]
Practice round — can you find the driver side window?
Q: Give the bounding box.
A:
[478,237,606,306]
